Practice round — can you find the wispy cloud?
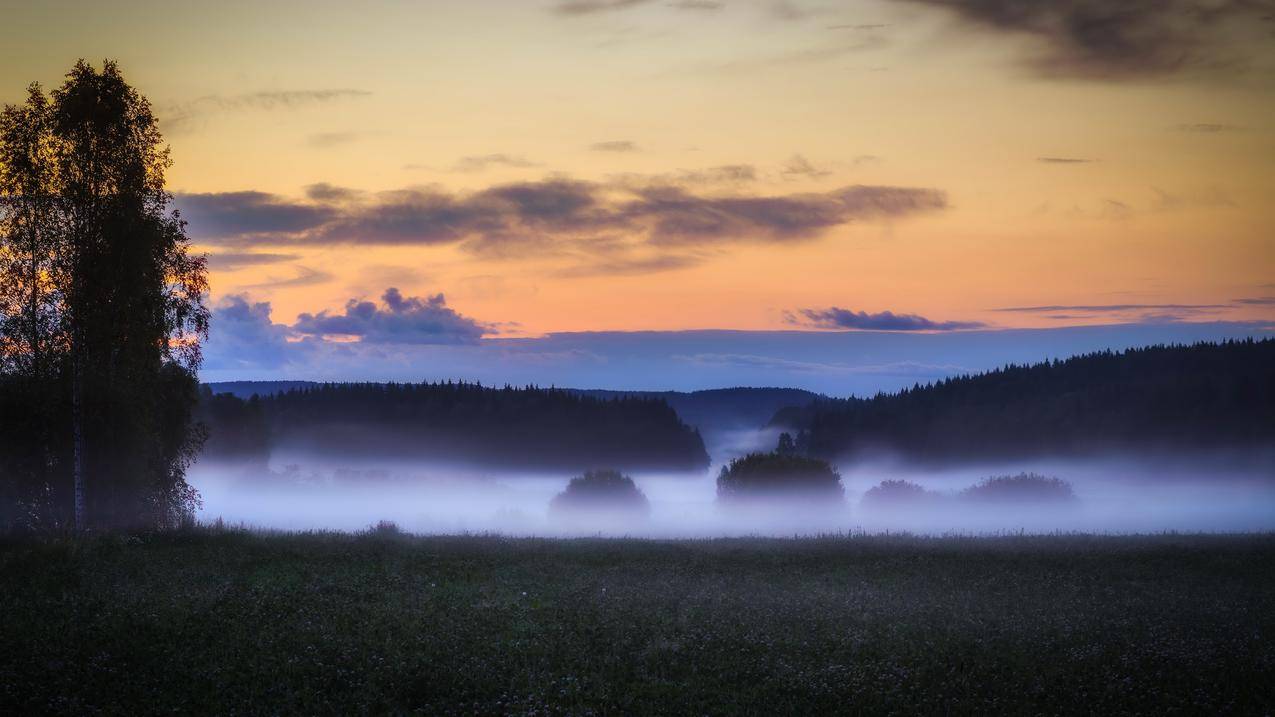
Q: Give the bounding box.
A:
[590,140,640,152]
[162,89,372,132]
[788,307,986,331]
[242,266,334,290]
[1037,156,1095,163]
[1175,123,1246,133]
[307,132,362,149]
[206,252,302,271]
[781,154,833,179]
[553,0,653,15]
[551,254,703,278]
[993,303,1229,313]
[449,154,542,172]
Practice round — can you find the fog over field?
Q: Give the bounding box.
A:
[189,437,1275,537]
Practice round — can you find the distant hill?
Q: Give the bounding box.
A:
[771,339,1275,466]
[198,382,709,473]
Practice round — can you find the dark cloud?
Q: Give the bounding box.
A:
[591,140,640,152]
[1037,156,1095,163]
[206,252,301,271]
[629,184,947,246]
[174,191,336,243]
[293,288,488,344]
[183,179,945,256]
[897,0,1272,79]
[450,154,541,172]
[304,183,363,203]
[790,307,987,331]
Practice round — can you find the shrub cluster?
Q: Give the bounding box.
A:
[960,473,1077,504]
[550,470,651,517]
[716,453,844,503]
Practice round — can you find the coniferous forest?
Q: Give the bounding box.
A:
[773,340,1275,465]
[198,382,710,472]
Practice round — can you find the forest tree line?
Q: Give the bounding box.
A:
[198,382,711,473]
[771,340,1275,466]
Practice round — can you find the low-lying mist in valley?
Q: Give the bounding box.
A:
[188,440,1275,537]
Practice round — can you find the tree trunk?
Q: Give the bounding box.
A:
[72,354,85,530]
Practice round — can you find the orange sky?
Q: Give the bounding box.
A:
[3,0,1273,337]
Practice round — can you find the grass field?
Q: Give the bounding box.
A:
[2,529,1273,714]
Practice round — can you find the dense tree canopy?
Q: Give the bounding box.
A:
[716,452,844,504]
[550,469,650,517]
[200,382,710,473]
[0,61,206,530]
[774,340,1275,465]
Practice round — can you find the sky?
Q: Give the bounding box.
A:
[2,0,1273,392]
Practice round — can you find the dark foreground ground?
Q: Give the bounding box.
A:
[2,530,1273,715]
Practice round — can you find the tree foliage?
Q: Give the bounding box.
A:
[960,473,1076,504]
[860,480,941,509]
[0,61,207,530]
[550,469,650,516]
[716,452,843,504]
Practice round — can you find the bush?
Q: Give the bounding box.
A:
[370,519,403,535]
[861,480,941,509]
[550,470,650,517]
[716,452,843,504]
[960,473,1076,504]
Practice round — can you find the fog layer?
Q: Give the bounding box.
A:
[189,446,1275,537]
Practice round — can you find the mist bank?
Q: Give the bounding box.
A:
[188,453,1275,537]
[773,340,1275,468]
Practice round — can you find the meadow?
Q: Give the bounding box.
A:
[2,529,1273,714]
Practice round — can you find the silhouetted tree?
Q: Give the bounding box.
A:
[776,432,796,455]
[716,452,843,504]
[860,480,941,510]
[550,469,650,517]
[960,474,1076,504]
[0,61,207,530]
